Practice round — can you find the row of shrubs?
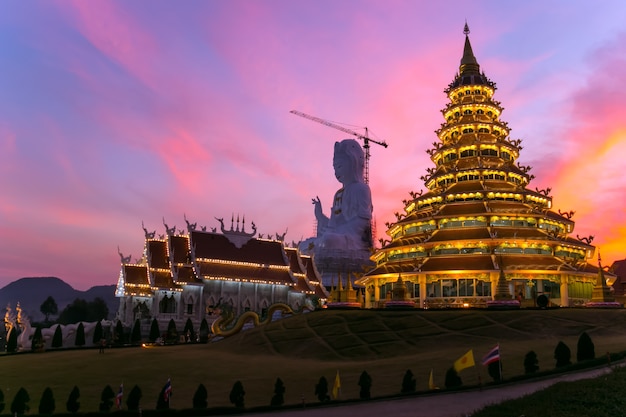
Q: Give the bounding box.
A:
[445,331,600,388]
[1,331,607,414]
[5,318,211,353]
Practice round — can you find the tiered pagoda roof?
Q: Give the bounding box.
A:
[358,24,612,301]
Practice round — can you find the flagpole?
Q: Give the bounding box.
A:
[498,344,503,381]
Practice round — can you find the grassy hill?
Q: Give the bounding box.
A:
[3,308,626,412]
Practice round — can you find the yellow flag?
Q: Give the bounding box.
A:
[454,349,475,372]
[332,370,341,399]
[428,369,439,390]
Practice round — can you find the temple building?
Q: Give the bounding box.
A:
[357,25,615,309]
[115,216,328,334]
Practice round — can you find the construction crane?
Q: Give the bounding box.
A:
[290,110,388,184]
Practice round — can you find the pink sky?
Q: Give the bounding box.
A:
[1,1,625,290]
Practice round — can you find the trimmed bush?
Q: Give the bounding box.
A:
[554,341,572,368]
[444,367,462,388]
[31,326,44,351]
[99,385,115,412]
[199,319,209,343]
[487,361,502,382]
[66,386,80,413]
[184,318,195,342]
[149,318,160,342]
[166,319,178,344]
[524,350,539,374]
[229,381,245,408]
[38,387,55,415]
[92,320,103,344]
[192,384,208,409]
[270,378,285,406]
[401,369,416,393]
[52,325,63,348]
[358,371,372,399]
[114,320,124,346]
[11,387,30,416]
[131,319,142,345]
[75,322,85,347]
[126,385,142,411]
[577,332,595,362]
[314,376,330,402]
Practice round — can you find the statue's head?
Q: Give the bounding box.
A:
[333,139,365,184]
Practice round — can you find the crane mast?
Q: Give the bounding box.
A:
[290,110,388,184]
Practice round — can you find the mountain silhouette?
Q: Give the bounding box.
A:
[0,277,117,321]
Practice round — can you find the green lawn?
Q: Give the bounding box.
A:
[2,308,626,412]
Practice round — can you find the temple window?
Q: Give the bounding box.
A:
[476,109,484,114]
[465,90,471,95]
[463,109,472,115]
[501,151,511,160]
[481,148,498,156]
[186,303,193,314]
[460,149,478,158]
[462,128,475,134]
[487,111,493,117]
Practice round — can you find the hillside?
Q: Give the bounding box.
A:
[0,277,117,321]
[3,308,626,411]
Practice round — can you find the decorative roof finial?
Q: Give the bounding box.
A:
[464,21,470,36]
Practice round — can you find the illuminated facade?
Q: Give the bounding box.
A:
[357,25,614,308]
[115,217,328,333]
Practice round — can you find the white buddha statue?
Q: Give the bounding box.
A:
[301,139,373,260]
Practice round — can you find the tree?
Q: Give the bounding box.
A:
[149,318,160,342]
[66,386,80,413]
[358,371,372,399]
[38,387,55,415]
[401,369,416,393]
[114,320,124,346]
[126,385,142,411]
[58,298,109,324]
[75,322,85,347]
[40,296,58,323]
[314,376,330,402]
[31,326,44,351]
[11,387,30,415]
[99,385,115,412]
[6,327,18,353]
[229,381,245,408]
[131,319,142,345]
[192,384,208,409]
[52,325,63,348]
[444,367,462,389]
[166,319,178,344]
[199,318,209,343]
[577,332,595,362]
[270,378,285,407]
[92,321,103,345]
[183,318,195,342]
[524,350,539,374]
[487,361,502,382]
[554,341,572,368]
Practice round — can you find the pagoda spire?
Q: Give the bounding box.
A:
[460,22,480,75]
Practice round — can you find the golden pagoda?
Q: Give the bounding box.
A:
[357,24,616,309]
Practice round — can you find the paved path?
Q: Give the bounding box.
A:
[236,364,617,417]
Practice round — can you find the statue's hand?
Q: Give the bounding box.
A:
[312,196,323,218]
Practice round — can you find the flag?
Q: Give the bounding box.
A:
[428,369,439,390]
[482,345,501,366]
[331,370,341,399]
[163,378,172,402]
[453,349,475,372]
[115,384,123,409]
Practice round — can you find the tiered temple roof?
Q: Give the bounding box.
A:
[357,24,614,308]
